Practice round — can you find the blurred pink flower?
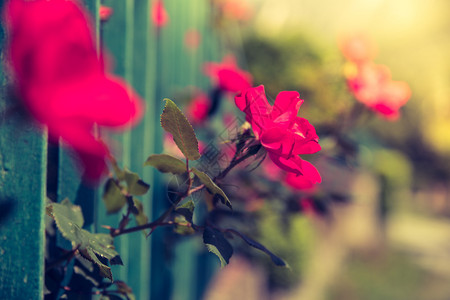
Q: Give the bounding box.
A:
[299,198,316,216]
[221,0,253,22]
[4,0,144,180]
[186,92,211,125]
[184,29,201,51]
[99,5,113,21]
[340,33,411,120]
[235,85,321,184]
[347,63,411,120]
[151,0,169,28]
[339,33,376,64]
[204,55,253,93]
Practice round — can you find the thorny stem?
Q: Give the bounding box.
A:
[110,144,259,237]
[215,146,259,181]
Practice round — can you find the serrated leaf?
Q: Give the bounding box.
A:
[50,198,84,227]
[123,169,150,196]
[103,178,127,214]
[79,247,112,281]
[160,98,201,160]
[49,200,121,280]
[175,200,194,223]
[49,200,85,246]
[192,168,232,209]
[203,227,233,268]
[228,229,287,266]
[144,154,187,175]
[85,233,121,263]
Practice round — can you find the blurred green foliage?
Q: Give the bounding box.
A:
[242,33,352,125]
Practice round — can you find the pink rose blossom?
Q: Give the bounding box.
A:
[235,85,321,184]
[347,63,411,120]
[151,0,169,28]
[4,0,144,180]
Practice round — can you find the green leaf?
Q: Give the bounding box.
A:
[48,200,121,281]
[123,169,150,196]
[50,198,84,227]
[80,248,113,281]
[160,98,201,160]
[191,168,232,209]
[175,200,195,223]
[129,198,149,235]
[103,178,127,214]
[203,227,233,268]
[228,229,287,267]
[173,216,195,235]
[77,231,121,281]
[144,154,187,175]
[48,200,85,246]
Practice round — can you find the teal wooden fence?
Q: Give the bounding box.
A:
[0,0,223,299]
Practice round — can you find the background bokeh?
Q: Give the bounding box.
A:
[202,1,450,299]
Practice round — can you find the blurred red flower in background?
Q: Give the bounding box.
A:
[235,85,321,185]
[339,33,377,64]
[151,0,169,28]
[340,33,411,120]
[346,63,411,120]
[99,5,113,22]
[186,91,211,125]
[3,0,144,181]
[221,0,253,22]
[184,29,201,51]
[204,55,253,94]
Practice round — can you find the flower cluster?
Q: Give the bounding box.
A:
[340,34,411,120]
[4,0,144,180]
[235,85,321,187]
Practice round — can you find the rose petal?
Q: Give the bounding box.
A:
[268,151,303,175]
[235,85,271,139]
[271,91,303,122]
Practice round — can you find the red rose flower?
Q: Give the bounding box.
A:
[235,85,321,184]
[4,0,144,180]
[151,0,169,28]
[347,63,411,120]
[203,55,253,93]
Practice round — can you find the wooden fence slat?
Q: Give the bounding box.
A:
[0,24,47,298]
